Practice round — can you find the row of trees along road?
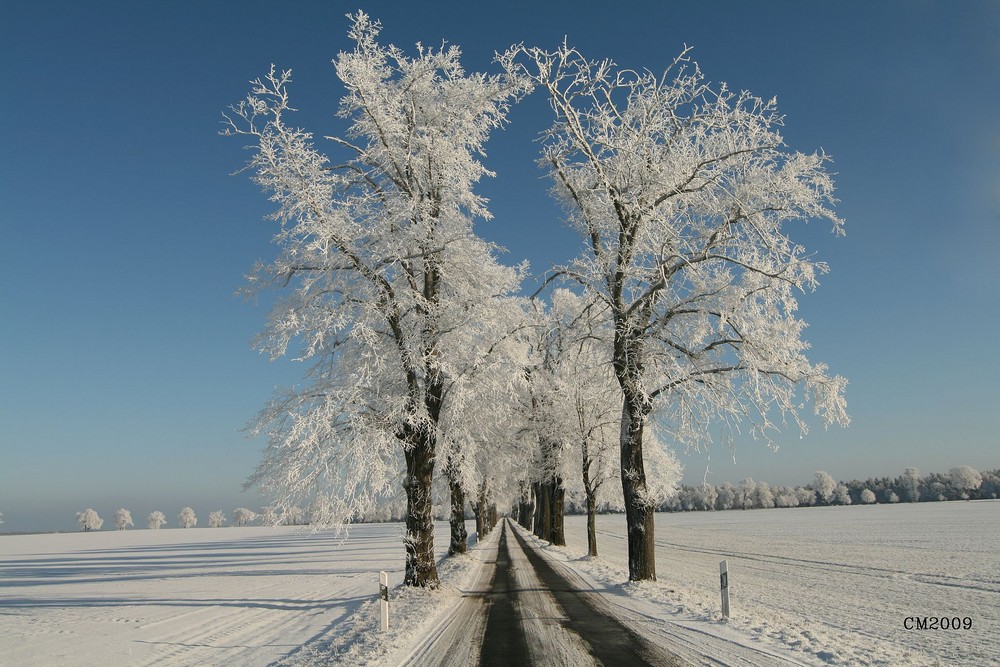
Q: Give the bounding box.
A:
[225,13,849,586]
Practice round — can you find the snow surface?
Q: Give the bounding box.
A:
[554,501,1000,666]
[0,523,464,666]
[2,502,996,666]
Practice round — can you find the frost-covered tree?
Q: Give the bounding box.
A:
[178,507,197,528]
[76,509,103,532]
[949,466,983,499]
[521,291,600,547]
[833,483,852,505]
[233,508,257,526]
[696,482,720,511]
[734,478,756,509]
[208,510,226,528]
[282,506,305,526]
[860,488,876,504]
[900,467,921,502]
[227,13,526,588]
[980,469,1000,499]
[884,490,900,504]
[812,471,837,505]
[114,508,133,531]
[754,481,776,509]
[426,291,529,555]
[513,289,679,552]
[774,486,799,508]
[259,505,279,526]
[796,486,817,507]
[716,482,737,510]
[438,337,529,554]
[503,44,849,581]
[146,511,167,529]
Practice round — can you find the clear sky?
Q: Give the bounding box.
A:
[2,1,998,533]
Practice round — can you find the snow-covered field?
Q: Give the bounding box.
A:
[557,501,999,666]
[1,502,996,666]
[0,523,462,667]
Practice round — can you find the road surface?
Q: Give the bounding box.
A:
[402,519,684,666]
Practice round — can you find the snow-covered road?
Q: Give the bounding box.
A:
[401,519,683,666]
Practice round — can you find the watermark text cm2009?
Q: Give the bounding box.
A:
[904,617,972,630]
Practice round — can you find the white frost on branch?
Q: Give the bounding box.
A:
[225,12,530,544]
[500,43,850,454]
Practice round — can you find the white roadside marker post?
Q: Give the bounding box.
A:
[379,571,390,632]
[719,560,730,620]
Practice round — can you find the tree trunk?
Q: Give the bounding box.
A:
[582,441,598,557]
[549,476,566,546]
[620,387,656,581]
[486,503,498,535]
[448,473,468,555]
[402,430,439,587]
[474,481,492,538]
[517,486,534,530]
[473,501,483,539]
[586,491,598,558]
[533,481,551,541]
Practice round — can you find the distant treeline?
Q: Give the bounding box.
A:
[660,465,998,512]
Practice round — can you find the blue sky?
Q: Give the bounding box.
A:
[2,1,997,533]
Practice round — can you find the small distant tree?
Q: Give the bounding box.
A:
[696,482,720,512]
[233,508,257,526]
[208,510,226,528]
[812,471,837,505]
[114,508,134,531]
[283,506,304,526]
[833,483,852,505]
[178,507,197,528]
[260,506,279,526]
[949,466,983,499]
[860,488,876,504]
[76,509,103,532]
[716,483,737,510]
[884,490,900,504]
[147,511,167,529]
[900,467,921,502]
[796,486,817,507]
[980,469,1000,499]
[774,486,799,508]
[754,482,776,509]
[738,478,758,509]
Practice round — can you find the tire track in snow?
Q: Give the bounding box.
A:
[504,521,683,666]
[525,527,808,667]
[396,531,496,667]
